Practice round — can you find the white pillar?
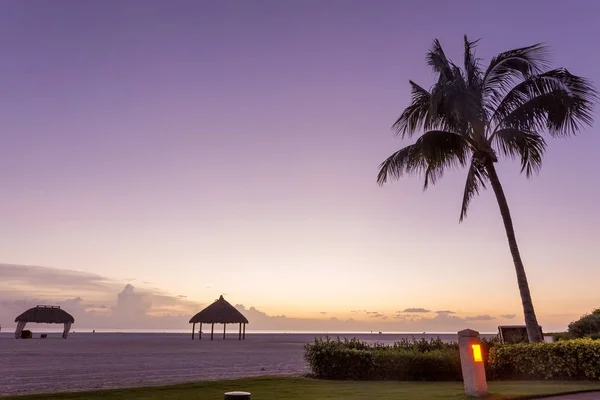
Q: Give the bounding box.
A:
[62,322,72,339]
[458,329,488,397]
[15,321,27,339]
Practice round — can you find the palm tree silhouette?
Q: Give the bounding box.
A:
[378,36,597,342]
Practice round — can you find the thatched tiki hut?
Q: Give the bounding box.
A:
[15,305,75,339]
[189,295,249,340]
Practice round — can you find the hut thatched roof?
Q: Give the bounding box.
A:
[15,305,75,324]
[189,296,249,324]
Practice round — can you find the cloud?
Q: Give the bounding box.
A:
[234,304,370,331]
[0,263,518,332]
[500,314,516,319]
[465,315,495,321]
[112,284,152,319]
[394,314,422,321]
[0,263,111,294]
[402,308,431,313]
[0,264,204,330]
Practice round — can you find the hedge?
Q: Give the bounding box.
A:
[305,337,600,381]
[488,339,600,380]
[304,337,463,381]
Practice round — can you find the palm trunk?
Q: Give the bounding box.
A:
[485,162,543,343]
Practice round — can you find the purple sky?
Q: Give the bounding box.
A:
[0,0,598,331]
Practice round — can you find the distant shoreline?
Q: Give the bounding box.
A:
[0,329,500,335]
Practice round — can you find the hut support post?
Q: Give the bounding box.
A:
[62,322,72,339]
[15,321,27,339]
[238,323,242,340]
[243,323,246,340]
[199,323,202,340]
[223,323,226,339]
[211,323,214,340]
[192,322,195,340]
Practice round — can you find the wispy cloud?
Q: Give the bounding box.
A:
[0,263,111,293]
[465,315,495,321]
[500,314,516,319]
[402,308,431,313]
[394,314,421,320]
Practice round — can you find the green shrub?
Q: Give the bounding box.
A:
[373,348,462,381]
[304,337,463,381]
[303,337,375,380]
[568,308,600,338]
[488,339,600,380]
[548,332,574,341]
[390,337,460,352]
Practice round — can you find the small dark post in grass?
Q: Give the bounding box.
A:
[238,323,242,340]
[224,391,251,400]
[191,322,195,340]
[223,323,226,339]
[211,323,214,340]
[199,323,202,340]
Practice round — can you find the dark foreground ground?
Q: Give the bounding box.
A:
[3,377,600,400]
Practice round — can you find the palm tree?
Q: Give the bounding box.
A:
[377,37,596,342]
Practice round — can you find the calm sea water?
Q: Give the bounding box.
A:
[0,329,499,343]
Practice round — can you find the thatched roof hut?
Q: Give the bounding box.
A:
[15,306,75,324]
[189,295,248,340]
[14,305,75,339]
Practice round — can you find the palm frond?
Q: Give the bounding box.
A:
[427,39,455,81]
[483,43,550,105]
[493,129,546,177]
[463,35,482,90]
[429,71,483,136]
[377,130,470,188]
[459,157,488,222]
[492,68,597,137]
[393,81,434,138]
[381,36,597,225]
[377,144,423,185]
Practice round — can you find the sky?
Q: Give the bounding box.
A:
[0,0,599,333]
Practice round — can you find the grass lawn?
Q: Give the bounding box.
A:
[5,377,600,400]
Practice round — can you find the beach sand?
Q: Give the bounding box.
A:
[0,332,310,396]
[0,332,464,396]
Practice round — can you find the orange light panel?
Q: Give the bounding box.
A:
[472,344,483,362]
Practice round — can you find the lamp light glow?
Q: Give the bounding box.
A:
[472,344,483,362]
